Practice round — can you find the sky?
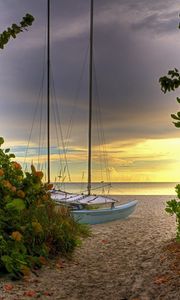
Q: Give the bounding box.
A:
[0,0,180,183]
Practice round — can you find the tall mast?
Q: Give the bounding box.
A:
[87,0,94,195]
[47,0,50,183]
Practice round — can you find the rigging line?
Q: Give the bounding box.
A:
[49,63,63,172]
[80,182,111,194]
[80,171,85,193]
[93,58,111,184]
[92,69,104,182]
[94,81,111,184]
[49,44,89,183]
[94,94,104,182]
[39,86,47,173]
[57,44,89,186]
[23,92,41,169]
[98,108,111,184]
[98,105,111,183]
[39,118,47,172]
[51,77,64,181]
[50,67,64,180]
[23,25,47,171]
[37,83,44,170]
[51,90,64,181]
[23,62,46,170]
[99,112,111,183]
[94,85,111,190]
[39,110,48,173]
[64,44,89,150]
[92,59,105,182]
[51,72,71,183]
[50,66,71,182]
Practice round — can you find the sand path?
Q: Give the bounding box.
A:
[0,195,179,300]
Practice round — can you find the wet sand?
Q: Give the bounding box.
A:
[0,195,179,300]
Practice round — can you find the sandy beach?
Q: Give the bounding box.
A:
[0,195,179,300]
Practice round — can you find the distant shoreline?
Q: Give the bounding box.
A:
[53,182,178,196]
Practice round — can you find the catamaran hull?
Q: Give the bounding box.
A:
[71,200,138,224]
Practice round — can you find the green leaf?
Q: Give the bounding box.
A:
[6,198,25,211]
[11,30,16,39]
[173,121,180,128]
[9,153,15,158]
[165,208,173,214]
[1,255,14,273]
[171,114,180,120]
[0,137,4,145]
[5,148,10,153]
[11,24,21,34]
[176,97,180,103]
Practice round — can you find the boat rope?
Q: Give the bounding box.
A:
[92,56,111,188]
[50,66,71,182]
[37,80,45,170]
[23,25,70,183]
[51,43,89,186]
[80,182,111,194]
[80,171,85,193]
[23,34,46,171]
[64,44,89,151]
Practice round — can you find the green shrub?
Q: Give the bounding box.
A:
[166,184,180,241]
[0,137,90,279]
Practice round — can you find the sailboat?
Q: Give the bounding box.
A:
[46,0,138,224]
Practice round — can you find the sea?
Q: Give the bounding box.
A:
[54,182,179,195]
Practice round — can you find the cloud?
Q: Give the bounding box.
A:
[131,11,179,35]
[1,0,180,182]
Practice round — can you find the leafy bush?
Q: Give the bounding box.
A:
[0,137,89,278]
[166,184,180,241]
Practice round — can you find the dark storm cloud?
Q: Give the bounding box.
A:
[132,11,179,34]
[100,0,177,12]
[0,0,180,149]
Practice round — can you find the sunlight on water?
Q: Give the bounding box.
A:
[55,182,178,195]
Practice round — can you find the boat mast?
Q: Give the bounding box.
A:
[87,0,94,195]
[47,0,50,183]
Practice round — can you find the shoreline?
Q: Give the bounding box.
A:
[0,195,179,300]
[54,182,179,196]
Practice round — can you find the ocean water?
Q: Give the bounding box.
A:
[54,182,178,195]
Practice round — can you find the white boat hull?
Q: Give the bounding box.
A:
[71,200,138,224]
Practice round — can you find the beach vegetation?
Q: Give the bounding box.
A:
[159,14,180,242]
[165,185,180,241]
[0,14,34,49]
[0,137,89,279]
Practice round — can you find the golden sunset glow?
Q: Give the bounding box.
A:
[101,138,180,182]
[12,137,180,183]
